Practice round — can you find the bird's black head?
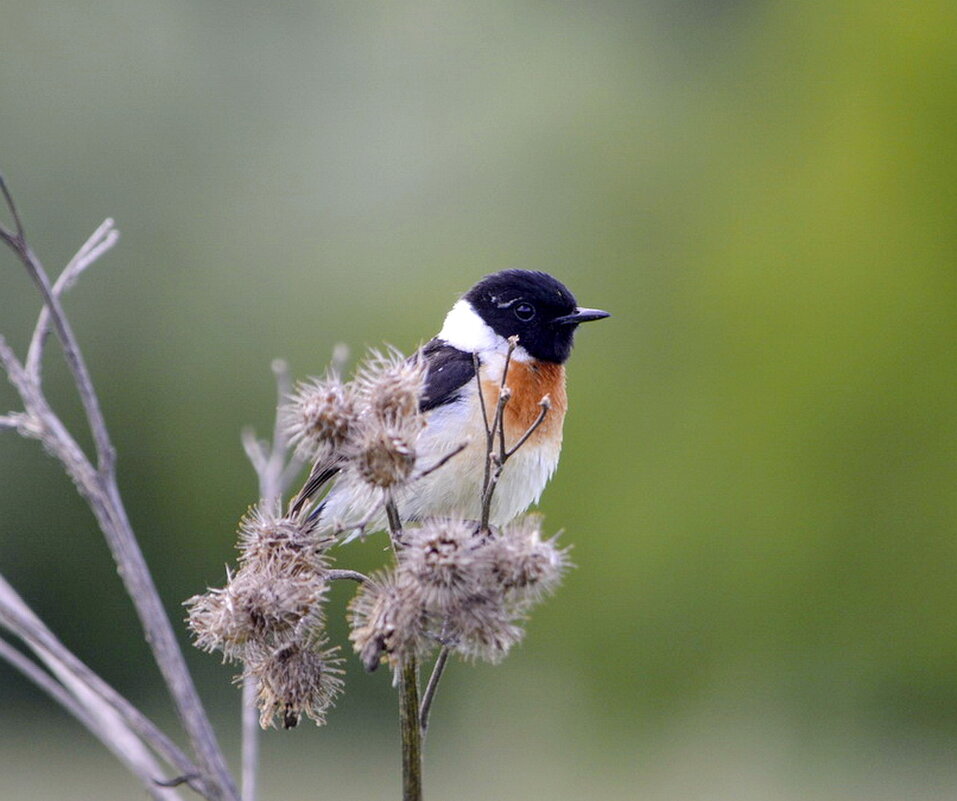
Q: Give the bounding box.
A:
[463,269,609,364]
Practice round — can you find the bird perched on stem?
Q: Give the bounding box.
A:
[290,269,609,536]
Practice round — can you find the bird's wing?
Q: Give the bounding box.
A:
[289,462,341,515]
[289,338,476,516]
[419,338,477,411]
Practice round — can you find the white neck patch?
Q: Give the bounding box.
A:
[437,299,531,361]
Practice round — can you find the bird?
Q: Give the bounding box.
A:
[291,269,609,534]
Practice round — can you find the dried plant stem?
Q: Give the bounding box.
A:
[0,576,197,779]
[0,637,183,801]
[383,496,423,801]
[0,580,192,800]
[240,677,259,801]
[26,217,119,380]
[419,645,450,739]
[473,342,550,533]
[239,359,305,801]
[399,658,423,801]
[0,176,238,801]
[505,396,551,459]
[385,495,405,551]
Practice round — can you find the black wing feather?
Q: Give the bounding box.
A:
[289,338,474,515]
[418,338,476,411]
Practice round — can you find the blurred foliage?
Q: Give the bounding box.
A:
[1,1,956,798]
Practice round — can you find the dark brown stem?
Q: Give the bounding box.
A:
[399,658,423,801]
[382,492,423,801]
[419,645,450,740]
[385,496,404,551]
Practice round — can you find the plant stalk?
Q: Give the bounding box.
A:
[399,657,423,801]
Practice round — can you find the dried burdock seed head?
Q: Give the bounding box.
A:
[443,595,525,664]
[493,514,570,606]
[236,504,333,574]
[282,373,357,461]
[397,517,488,612]
[354,347,427,425]
[185,584,246,659]
[228,569,328,642]
[348,572,426,672]
[184,568,329,660]
[349,425,417,489]
[245,640,344,729]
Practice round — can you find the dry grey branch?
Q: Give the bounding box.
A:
[0,579,191,800]
[0,177,239,801]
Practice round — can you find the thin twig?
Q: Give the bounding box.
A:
[239,360,304,801]
[477,337,519,530]
[419,645,450,739]
[385,496,404,551]
[399,658,423,801]
[0,637,105,751]
[0,186,114,475]
[325,569,370,584]
[26,218,119,380]
[0,173,26,240]
[504,396,551,459]
[413,440,469,480]
[240,676,259,801]
[473,352,489,434]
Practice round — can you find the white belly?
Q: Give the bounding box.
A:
[320,386,561,533]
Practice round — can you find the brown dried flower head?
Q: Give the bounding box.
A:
[355,347,427,425]
[492,514,570,606]
[228,569,328,642]
[185,584,245,658]
[348,572,426,672]
[236,504,333,575]
[349,424,417,489]
[397,518,487,611]
[441,595,525,664]
[245,639,344,729]
[282,374,357,461]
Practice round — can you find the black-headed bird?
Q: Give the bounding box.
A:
[292,269,609,534]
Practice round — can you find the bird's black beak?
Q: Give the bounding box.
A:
[552,307,611,326]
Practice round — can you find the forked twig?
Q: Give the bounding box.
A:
[0,176,239,801]
[505,395,551,459]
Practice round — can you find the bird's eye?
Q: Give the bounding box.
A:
[514,302,535,321]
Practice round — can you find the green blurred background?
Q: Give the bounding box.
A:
[2,1,956,798]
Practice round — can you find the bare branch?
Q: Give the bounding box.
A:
[419,645,450,739]
[0,173,26,242]
[26,218,119,379]
[0,575,198,783]
[0,414,20,430]
[0,582,190,800]
[0,193,239,801]
[0,637,104,747]
[0,186,115,475]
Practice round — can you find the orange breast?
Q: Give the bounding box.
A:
[483,360,567,449]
